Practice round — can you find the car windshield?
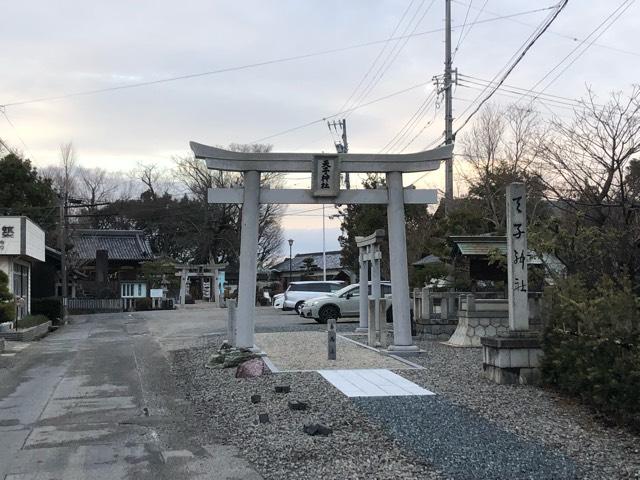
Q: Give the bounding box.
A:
[334,285,358,297]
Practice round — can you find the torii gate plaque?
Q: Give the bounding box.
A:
[191,141,454,352]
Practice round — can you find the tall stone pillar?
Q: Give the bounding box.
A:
[386,171,417,351]
[356,247,369,332]
[236,170,260,349]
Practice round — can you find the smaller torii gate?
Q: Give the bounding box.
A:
[192,141,453,352]
[355,229,385,348]
[175,263,227,305]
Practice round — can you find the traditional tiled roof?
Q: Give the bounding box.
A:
[71,229,153,261]
[271,250,344,272]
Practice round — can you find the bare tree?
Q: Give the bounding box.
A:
[539,86,640,224]
[459,103,545,230]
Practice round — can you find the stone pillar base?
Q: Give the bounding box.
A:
[481,333,542,385]
[386,344,423,356]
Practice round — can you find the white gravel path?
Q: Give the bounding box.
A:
[255,331,407,371]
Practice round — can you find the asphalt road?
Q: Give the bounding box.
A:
[0,304,312,480]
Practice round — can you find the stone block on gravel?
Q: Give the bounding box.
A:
[288,400,309,411]
[235,358,267,378]
[275,385,291,393]
[250,394,261,404]
[303,423,332,436]
[258,413,270,424]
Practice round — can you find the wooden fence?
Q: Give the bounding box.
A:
[67,298,123,314]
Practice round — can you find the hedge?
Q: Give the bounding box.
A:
[541,276,640,431]
[31,297,62,324]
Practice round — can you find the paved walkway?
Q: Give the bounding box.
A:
[0,313,262,480]
[319,369,434,397]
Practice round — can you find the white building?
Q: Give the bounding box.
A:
[0,216,46,318]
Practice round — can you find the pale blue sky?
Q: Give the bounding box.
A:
[1,0,637,254]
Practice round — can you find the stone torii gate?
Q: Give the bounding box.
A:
[191,141,453,352]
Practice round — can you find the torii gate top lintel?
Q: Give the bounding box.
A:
[190,141,453,173]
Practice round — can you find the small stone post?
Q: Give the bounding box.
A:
[227,299,237,346]
[327,318,336,360]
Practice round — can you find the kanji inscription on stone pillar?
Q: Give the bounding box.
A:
[506,182,529,331]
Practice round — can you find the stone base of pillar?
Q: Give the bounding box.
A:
[480,333,542,385]
[355,327,369,333]
[386,344,422,355]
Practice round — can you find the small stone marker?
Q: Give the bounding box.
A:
[258,413,270,424]
[303,423,332,436]
[327,318,337,360]
[251,394,261,404]
[227,299,237,345]
[288,400,309,411]
[275,385,290,394]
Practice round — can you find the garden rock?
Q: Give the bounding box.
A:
[303,423,332,436]
[235,358,267,378]
[206,346,260,369]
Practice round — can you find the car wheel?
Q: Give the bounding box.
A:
[294,301,305,314]
[318,305,340,324]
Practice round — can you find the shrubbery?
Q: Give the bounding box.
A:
[18,314,50,329]
[135,298,152,311]
[542,276,640,431]
[31,297,62,324]
[0,271,15,323]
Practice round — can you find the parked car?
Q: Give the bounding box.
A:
[300,281,411,324]
[272,293,284,309]
[281,281,346,313]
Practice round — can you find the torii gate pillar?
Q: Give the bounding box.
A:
[386,171,416,351]
[236,170,261,348]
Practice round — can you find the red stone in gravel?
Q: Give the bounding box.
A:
[235,358,266,378]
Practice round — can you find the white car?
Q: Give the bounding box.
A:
[272,293,284,309]
[282,281,346,313]
[300,282,395,323]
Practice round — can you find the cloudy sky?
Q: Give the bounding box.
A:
[1,0,637,255]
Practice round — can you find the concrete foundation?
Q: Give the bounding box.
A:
[481,334,542,385]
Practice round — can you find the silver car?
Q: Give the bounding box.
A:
[300,282,394,323]
[282,281,345,313]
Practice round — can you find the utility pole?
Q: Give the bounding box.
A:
[327,119,349,189]
[444,0,454,209]
[59,192,67,322]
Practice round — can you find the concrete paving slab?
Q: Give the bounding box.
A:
[319,369,435,397]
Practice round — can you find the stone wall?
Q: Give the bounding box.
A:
[447,310,509,347]
[0,321,51,342]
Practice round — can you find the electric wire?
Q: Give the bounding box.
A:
[453,0,570,135]
[452,0,640,58]
[336,0,417,116]
[0,6,554,110]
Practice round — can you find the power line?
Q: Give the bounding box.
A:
[453,0,569,135]
[249,80,433,143]
[452,0,640,59]
[344,0,436,119]
[452,0,488,61]
[336,0,417,115]
[1,6,558,110]
[0,107,36,160]
[379,88,438,153]
[515,0,634,110]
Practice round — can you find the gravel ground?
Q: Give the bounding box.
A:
[256,331,406,371]
[397,339,640,479]
[354,395,576,479]
[171,337,443,480]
